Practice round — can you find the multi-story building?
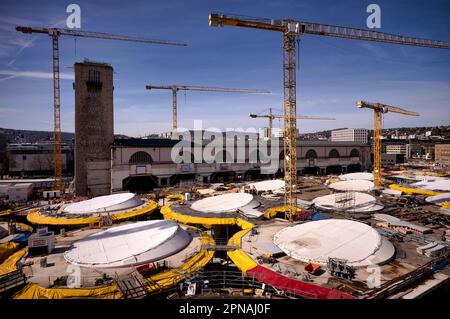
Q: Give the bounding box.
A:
[6,143,72,176]
[386,144,407,155]
[331,128,368,144]
[259,127,283,139]
[74,60,114,197]
[435,144,450,165]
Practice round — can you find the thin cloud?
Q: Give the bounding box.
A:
[0,69,74,82]
[0,17,67,65]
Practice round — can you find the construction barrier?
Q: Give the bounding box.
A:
[0,242,20,263]
[389,184,441,196]
[0,209,12,217]
[161,204,252,228]
[15,223,33,233]
[226,220,258,273]
[247,265,355,299]
[166,194,185,202]
[13,283,122,299]
[442,202,450,209]
[0,247,28,276]
[263,205,301,219]
[27,200,158,226]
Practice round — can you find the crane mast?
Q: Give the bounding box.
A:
[16,26,186,192]
[145,85,270,133]
[209,12,450,221]
[357,101,419,186]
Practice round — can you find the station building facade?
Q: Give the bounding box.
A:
[109,137,370,193]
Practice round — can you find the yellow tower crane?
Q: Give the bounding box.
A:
[356,101,419,187]
[16,26,186,192]
[250,107,335,139]
[145,85,270,133]
[209,12,450,221]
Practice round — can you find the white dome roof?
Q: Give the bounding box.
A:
[274,219,394,267]
[64,220,191,268]
[63,193,143,214]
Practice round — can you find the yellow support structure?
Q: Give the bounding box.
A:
[27,200,157,226]
[389,184,441,196]
[13,283,122,299]
[0,247,28,276]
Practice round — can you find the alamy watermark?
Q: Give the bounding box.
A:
[366,4,381,29]
[66,4,81,29]
[171,120,280,175]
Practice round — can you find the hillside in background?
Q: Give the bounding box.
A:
[300,125,450,140]
[1,125,449,144]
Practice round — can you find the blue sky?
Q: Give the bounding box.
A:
[0,0,449,136]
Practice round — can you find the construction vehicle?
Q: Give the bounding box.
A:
[16,26,187,192]
[304,262,321,276]
[356,101,419,187]
[209,12,450,221]
[249,107,335,139]
[145,85,270,133]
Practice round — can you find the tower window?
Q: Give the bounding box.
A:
[88,70,100,83]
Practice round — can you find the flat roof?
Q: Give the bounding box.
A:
[373,214,430,233]
[0,178,55,184]
[113,138,180,148]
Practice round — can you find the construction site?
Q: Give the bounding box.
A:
[0,4,450,301]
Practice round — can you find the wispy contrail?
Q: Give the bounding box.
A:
[0,70,74,82]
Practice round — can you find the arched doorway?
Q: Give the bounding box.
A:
[326,165,342,175]
[347,164,362,172]
[122,175,157,193]
[210,171,236,183]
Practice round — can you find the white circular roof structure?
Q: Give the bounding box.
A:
[426,193,450,205]
[247,180,285,192]
[274,219,395,267]
[411,180,450,191]
[191,193,258,213]
[64,220,191,268]
[329,180,375,192]
[339,172,373,181]
[313,192,383,213]
[63,193,143,215]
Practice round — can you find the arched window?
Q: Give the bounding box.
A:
[329,149,340,158]
[129,151,153,164]
[350,149,360,158]
[305,149,318,159]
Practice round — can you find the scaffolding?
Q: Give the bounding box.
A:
[334,192,356,209]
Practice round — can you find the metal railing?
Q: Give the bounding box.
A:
[0,269,27,294]
[149,270,320,299]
